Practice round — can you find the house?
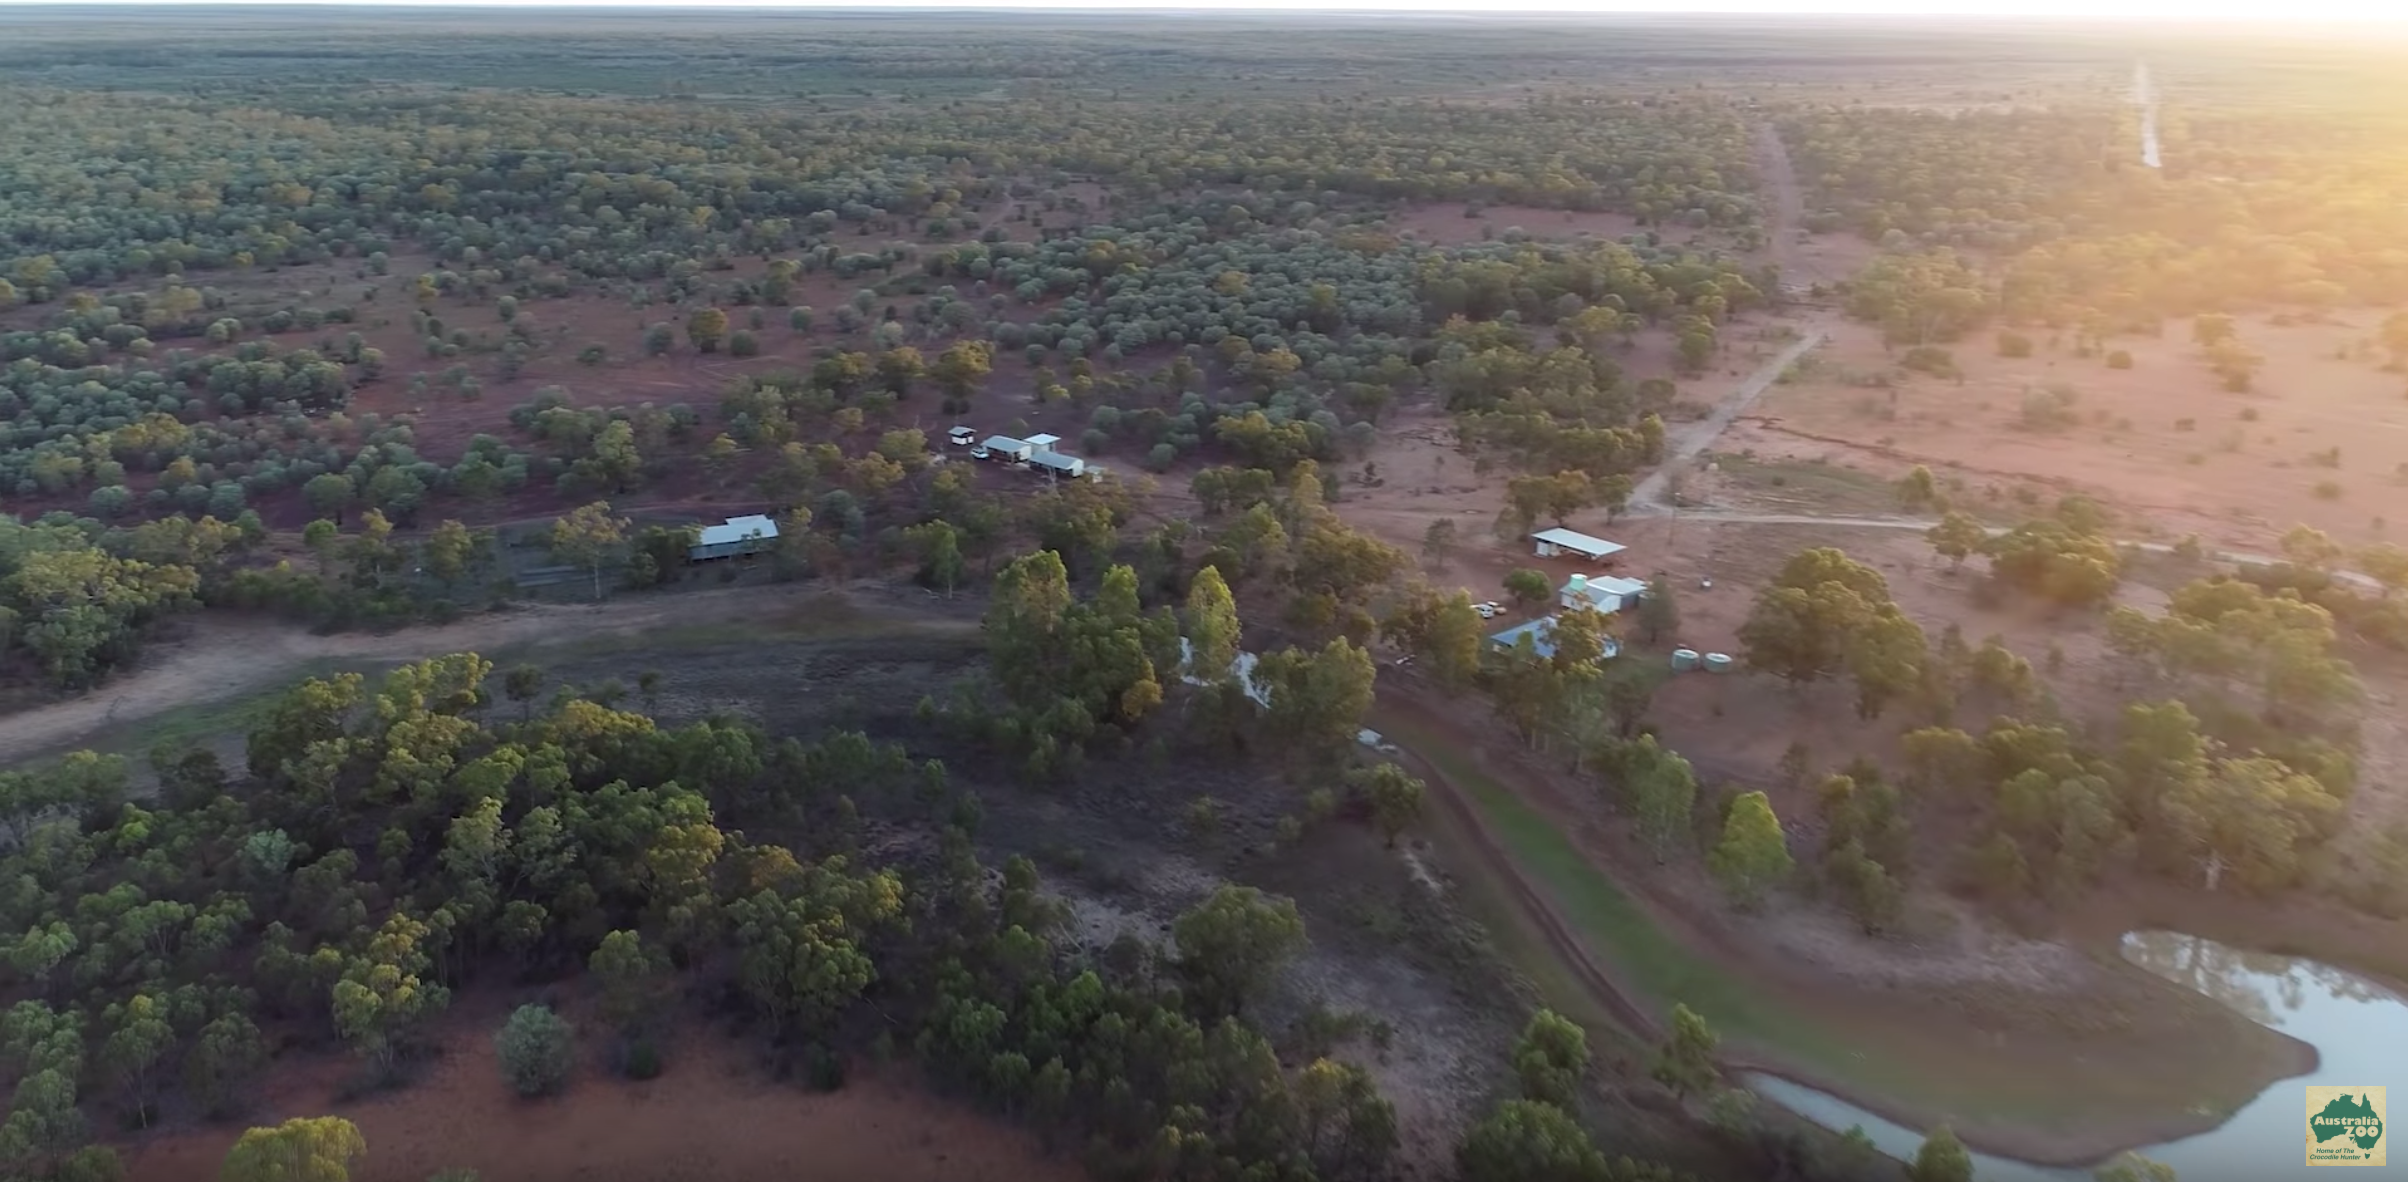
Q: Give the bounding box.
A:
[1559,573,1648,614]
[1531,527,1626,562]
[1030,451,1085,479]
[1024,432,1063,452]
[688,514,778,562]
[1487,615,1623,661]
[979,436,1033,463]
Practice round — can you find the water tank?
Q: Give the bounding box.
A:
[1671,649,1702,672]
[1704,653,1735,674]
[1569,574,1588,590]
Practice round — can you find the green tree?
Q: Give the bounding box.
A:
[1926,510,1987,570]
[1986,517,2121,607]
[1739,547,1891,686]
[1182,564,1242,684]
[1707,791,1793,908]
[494,1005,575,1098]
[1348,762,1426,848]
[1907,1127,1974,1182]
[423,519,477,591]
[1456,1100,1608,1182]
[2094,1151,2179,1182]
[2359,543,2408,598]
[931,340,993,412]
[1510,1009,1589,1106]
[1171,885,1307,1017]
[875,346,925,396]
[727,864,904,1037]
[1631,574,1678,645]
[331,912,450,1073]
[902,521,965,596]
[1421,518,1458,571]
[1503,567,1552,609]
[303,473,356,524]
[219,1116,366,1182]
[686,307,729,353]
[1650,1003,1718,1099]
[548,501,627,601]
[1625,736,1698,860]
[589,930,670,1033]
[184,1012,268,1120]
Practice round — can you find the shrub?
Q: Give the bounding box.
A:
[2313,480,2343,501]
[494,1005,575,1097]
[1995,331,2032,358]
[2106,350,2134,369]
[729,330,760,358]
[1900,345,1958,378]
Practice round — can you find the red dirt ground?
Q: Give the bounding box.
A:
[119,990,1078,1182]
[1728,312,2408,553]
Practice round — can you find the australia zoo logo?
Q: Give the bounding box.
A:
[2305,1085,2387,1167]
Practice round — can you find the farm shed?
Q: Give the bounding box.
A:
[1559,573,1648,614]
[689,514,778,562]
[1024,432,1063,451]
[980,436,1033,462]
[1531,527,1626,561]
[1488,616,1622,662]
[1030,451,1086,479]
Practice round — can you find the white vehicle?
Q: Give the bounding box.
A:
[1475,601,1503,619]
[948,426,977,447]
[969,445,992,460]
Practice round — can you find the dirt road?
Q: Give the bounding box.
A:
[1628,329,1828,515]
[0,582,887,765]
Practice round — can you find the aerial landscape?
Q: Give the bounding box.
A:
[1,5,2405,1182]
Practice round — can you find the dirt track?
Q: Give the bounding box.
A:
[0,582,889,765]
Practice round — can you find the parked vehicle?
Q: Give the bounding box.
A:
[1475,601,1503,619]
[969,445,991,460]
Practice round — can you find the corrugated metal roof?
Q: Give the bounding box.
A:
[1560,574,1648,609]
[1487,616,1621,661]
[1024,433,1062,448]
[1030,450,1083,472]
[980,435,1029,452]
[1531,527,1626,556]
[695,515,778,547]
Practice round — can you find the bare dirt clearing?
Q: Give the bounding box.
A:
[1727,314,2408,552]
[122,991,1073,1182]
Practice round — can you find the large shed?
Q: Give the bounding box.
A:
[1531,527,1626,561]
[980,436,1033,463]
[689,514,778,562]
[1030,451,1086,479]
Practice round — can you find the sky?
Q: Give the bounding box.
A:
[3,0,2403,21]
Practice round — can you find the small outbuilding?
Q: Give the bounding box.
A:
[1030,450,1086,479]
[689,514,778,562]
[1024,432,1063,451]
[1531,527,1626,562]
[1559,573,1648,614]
[980,436,1033,463]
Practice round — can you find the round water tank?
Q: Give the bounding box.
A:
[1670,649,1702,672]
[1570,573,1588,588]
[1704,653,1735,673]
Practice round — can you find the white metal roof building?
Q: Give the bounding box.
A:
[1531,527,1626,561]
[1024,432,1062,450]
[980,435,1033,459]
[1559,573,1648,614]
[1029,451,1085,477]
[689,514,779,561]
